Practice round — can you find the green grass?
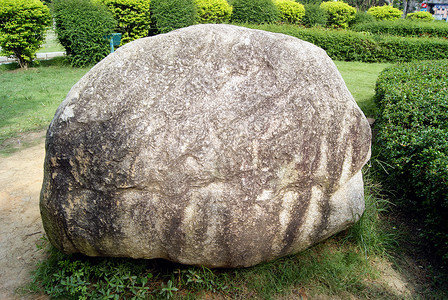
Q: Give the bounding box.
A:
[335,61,392,118]
[0,58,89,147]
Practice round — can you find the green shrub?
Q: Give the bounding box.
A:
[150,0,197,33]
[231,0,280,24]
[320,1,356,29]
[243,23,448,62]
[373,60,448,262]
[352,19,448,38]
[303,4,328,27]
[194,0,232,24]
[350,10,375,27]
[0,0,51,69]
[100,0,151,45]
[406,11,434,22]
[53,0,116,67]
[274,0,305,24]
[367,5,402,21]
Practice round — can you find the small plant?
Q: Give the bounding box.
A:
[231,0,280,24]
[52,0,116,67]
[406,11,434,22]
[274,0,305,24]
[303,4,328,27]
[101,0,151,45]
[150,0,197,34]
[367,5,402,21]
[320,0,356,29]
[0,0,51,69]
[159,280,178,298]
[194,0,233,24]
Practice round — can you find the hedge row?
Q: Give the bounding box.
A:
[373,60,448,262]
[244,24,448,62]
[352,19,448,38]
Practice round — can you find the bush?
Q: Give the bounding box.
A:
[100,0,151,45]
[231,0,280,24]
[53,0,116,67]
[302,4,328,27]
[406,11,434,22]
[350,10,375,27]
[194,0,232,24]
[243,23,448,62]
[373,60,448,262]
[320,1,356,29]
[367,5,402,21]
[274,0,305,24]
[352,19,448,38]
[0,0,51,69]
[150,0,197,33]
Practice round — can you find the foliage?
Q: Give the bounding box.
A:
[406,11,434,22]
[367,5,402,21]
[350,10,376,27]
[231,0,280,24]
[150,0,197,34]
[345,0,382,11]
[244,23,448,63]
[100,0,151,45]
[0,0,51,69]
[302,4,328,27]
[194,0,233,24]
[274,0,305,24]
[320,1,356,29]
[352,19,448,38]
[373,60,448,262]
[52,0,116,67]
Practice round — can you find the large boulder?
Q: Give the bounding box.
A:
[40,24,371,268]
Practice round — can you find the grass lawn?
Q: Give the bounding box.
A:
[335,61,391,118]
[0,59,89,146]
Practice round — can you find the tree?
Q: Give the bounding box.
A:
[0,0,51,69]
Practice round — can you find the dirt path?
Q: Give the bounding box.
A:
[0,137,47,299]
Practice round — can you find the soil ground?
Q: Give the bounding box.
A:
[0,131,445,299]
[0,132,47,299]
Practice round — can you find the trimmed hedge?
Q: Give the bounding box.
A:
[0,0,51,69]
[274,0,305,25]
[194,0,233,24]
[352,19,448,38]
[150,0,197,34]
[320,1,356,29]
[406,11,434,22]
[367,5,402,21]
[242,24,448,62]
[101,0,151,45]
[373,60,448,262]
[53,0,116,67]
[231,0,280,24]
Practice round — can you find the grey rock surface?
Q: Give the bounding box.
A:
[40,24,371,268]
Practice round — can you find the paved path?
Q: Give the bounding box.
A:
[0,52,65,65]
